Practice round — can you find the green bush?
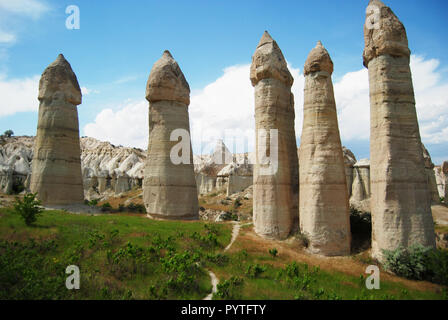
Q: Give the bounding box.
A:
[269,248,278,258]
[3,130,13,138]
[215,276,244,299]
[296,231,309,248]
[87,199,99,206]
[13,193,43,226]
[126,202,145,213]
[101,202,112,212]
[245,263,266,278]
[382,244,448,285]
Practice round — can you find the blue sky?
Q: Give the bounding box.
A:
[1,0,448,164]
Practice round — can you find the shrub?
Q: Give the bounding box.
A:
[3,130,13,138]
[269,248,278,258]
[382,244,448,285]
[87,199,99,206]
[245,263,266,278]
[215,276,244,299]
[296,231,309,248]
[233,197,242,209]
[127,202,145,213]
[441,197,445,203]
[101,202,112,212]
[13,193,43,226]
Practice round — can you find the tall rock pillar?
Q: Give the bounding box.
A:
[30,54,84,205]
[363,0,435,260]
[143,51,199,220]
[250,31,299,239]
[299,42,351,256]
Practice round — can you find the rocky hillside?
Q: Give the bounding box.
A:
[0,136,445,212]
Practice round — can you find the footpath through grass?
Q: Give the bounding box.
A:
[0,207,232,299]
[0,206,446,300]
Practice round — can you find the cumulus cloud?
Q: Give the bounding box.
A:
[83,55,448,158]
[0,73,39,116]
[83,100,148,149]
[0,0,50,48]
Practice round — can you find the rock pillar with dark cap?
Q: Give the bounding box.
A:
[299,41,351,256]
[30,54,84,205]
[250,31,299,239]
[143,50,199,220]
[363,0,435,260]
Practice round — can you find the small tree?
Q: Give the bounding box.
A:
[4,130,14,138]
[14,193,43,226]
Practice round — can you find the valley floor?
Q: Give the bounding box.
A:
[0,191,447,300]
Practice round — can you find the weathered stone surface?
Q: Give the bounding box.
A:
[143,51,198,220]
[363,1,436,260]
[343,147,357,197]
[299,41,351,256]
[251,31,299,239]
[421,144,440,203]
[350,159,371,213]
[435,161,448,200]
[363,0,410,68]
[30,54,84,205]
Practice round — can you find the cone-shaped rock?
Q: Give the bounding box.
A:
[363,1,435,260]
[143,51,198,220]
[250,31,299,239]
[299,42,351,256]
[30,54,84,205]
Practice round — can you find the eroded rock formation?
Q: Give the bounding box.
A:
[364,0,435,260]
[30,54,84,205]
[143,50,198,220]
[250,31,299,239]
[299,41,351,256]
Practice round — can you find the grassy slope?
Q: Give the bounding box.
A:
[209,225,446,300]
[0,194,447,300]
[0,207,232,299]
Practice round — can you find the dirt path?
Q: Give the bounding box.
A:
[203,270,219,300]
[203,222,244,300]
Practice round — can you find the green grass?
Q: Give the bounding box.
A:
[0,207,232,300]
[207,244,446,300]
[0,206,446,300]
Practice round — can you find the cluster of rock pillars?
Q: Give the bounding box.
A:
[29,0,436,261]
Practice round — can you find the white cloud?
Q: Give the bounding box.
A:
[0,30,16,44]
[0,74,39,116]
[334,55,448,146]
[0,0,49,20]
[81,87,99,95]
[83,55,448,159]
[0,0,49,51]
[83,100,148,149]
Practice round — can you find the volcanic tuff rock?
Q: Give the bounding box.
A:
[250,31,299,240]
[299,41,351,256]
[143,50,198,220]
[30,54,84,205]
[363,0,436,260]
